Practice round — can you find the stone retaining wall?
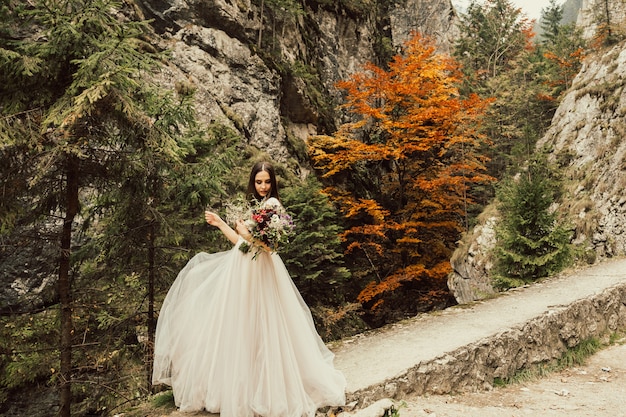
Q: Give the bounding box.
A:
[348,282,626,406]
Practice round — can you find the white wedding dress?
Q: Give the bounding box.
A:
[152,235,347,416]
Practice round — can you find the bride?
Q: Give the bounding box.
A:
[152,161,347,416]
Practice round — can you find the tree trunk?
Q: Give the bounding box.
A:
[257,0,264,49]
[59,155,80,417]
[604,0,612,40]
[147,222,156,391]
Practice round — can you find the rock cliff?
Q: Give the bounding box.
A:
[539,40,626,259]
[135,0,460,156]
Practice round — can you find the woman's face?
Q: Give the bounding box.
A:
[254,170,272,198]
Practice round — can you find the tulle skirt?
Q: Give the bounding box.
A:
[152,238,346,416]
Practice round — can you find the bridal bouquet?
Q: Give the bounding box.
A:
[225,197,295,259]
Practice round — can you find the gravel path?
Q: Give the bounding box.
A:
[399,340,626,417]
[333,257,626,394]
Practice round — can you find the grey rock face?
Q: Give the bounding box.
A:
[390,0,460,53]
[166,25,289,159]
[137,0,460,152]
[448,210,498,304]
[0,232,59,314]
[136,0,259,40]
[538,41,626,260]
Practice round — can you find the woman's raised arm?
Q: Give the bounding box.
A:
[205,211,240,245]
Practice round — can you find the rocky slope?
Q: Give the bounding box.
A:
[448,0,626,304]
[539,40,626,259]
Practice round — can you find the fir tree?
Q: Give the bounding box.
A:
[280,175,357,339]
[494,155,572,288]
[540,0,564,45]
[539,1,586,98]
[281,175,350,306]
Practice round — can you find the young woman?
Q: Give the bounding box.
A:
[152,161,346,417]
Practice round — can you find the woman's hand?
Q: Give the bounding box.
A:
[235,219,252,241]
[205,211,223,227]
[205,210,240,245]
[235,220,271,252]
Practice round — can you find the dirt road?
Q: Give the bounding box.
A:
[400,340,626,417]
[333,258,626,395]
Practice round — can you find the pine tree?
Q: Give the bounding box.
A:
[0,0,210,414]
[539,0,563,43]
[494,155,572,287]
[281,175,350,305]
[454,0,533,81]
[539,1,586,99]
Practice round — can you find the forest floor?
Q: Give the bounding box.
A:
[132,257,626,417]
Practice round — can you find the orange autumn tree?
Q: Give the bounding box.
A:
[309,33,493,322]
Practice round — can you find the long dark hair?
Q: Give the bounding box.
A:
[246,161,279,201]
